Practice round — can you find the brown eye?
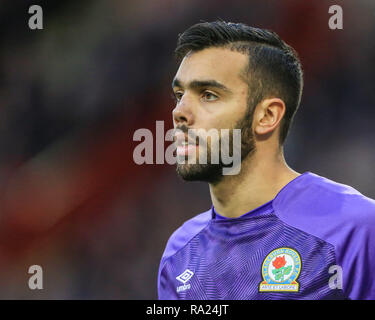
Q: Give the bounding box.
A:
[174,91,183,102]
[203,91,218,101]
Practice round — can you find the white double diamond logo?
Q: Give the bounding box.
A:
[176,269,194,284]
[176,269,194,292]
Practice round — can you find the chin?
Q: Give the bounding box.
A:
[176,163,223,184]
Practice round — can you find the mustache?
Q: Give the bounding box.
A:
[173,126,211,145]
[173,125,189,135]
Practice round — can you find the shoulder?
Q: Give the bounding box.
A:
[157,209,212,298]
[162,209,212,261]
[273,172,375,231]
[274,172,375,299]
[157,209,211,296]
[159,208,211,268]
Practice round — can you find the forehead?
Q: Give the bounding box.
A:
[174,47,248,88]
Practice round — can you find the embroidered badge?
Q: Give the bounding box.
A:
[259,247,301,292]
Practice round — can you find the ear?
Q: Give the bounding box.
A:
[253,98,286,136]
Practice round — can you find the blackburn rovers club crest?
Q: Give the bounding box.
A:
[259,247,301,292]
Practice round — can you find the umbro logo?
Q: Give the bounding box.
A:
[176,269,194,292]
[176,269,194,284]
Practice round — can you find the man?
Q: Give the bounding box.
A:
[157,21,375,299]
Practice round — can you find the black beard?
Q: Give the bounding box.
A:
[176,108,255,184]
[176,162,223,184]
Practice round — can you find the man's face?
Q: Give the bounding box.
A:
[172,47,255,183]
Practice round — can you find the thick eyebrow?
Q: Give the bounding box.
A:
[171,78,232,94]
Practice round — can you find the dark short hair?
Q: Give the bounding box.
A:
[175,21,303,145]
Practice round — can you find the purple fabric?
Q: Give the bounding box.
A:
[213,199,274,220]
[158,172,375,300]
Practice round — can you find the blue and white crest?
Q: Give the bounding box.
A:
[259,247,301,292]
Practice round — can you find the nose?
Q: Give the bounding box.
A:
[172,95,194,126]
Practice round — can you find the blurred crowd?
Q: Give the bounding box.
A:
[0,0,374,299]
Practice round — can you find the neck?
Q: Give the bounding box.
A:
[209,148,300,218]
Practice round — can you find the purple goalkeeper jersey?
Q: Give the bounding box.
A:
[157,172,375,300]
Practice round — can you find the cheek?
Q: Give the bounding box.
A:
[214,105,248,129]
[198,92,248,129]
